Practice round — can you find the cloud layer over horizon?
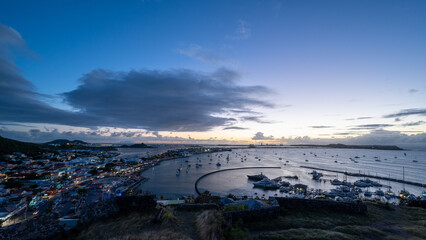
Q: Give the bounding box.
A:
[0,24,272,132]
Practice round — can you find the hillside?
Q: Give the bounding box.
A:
[45,139,88,145]
[0,136,42,155]
[120,143,153,148]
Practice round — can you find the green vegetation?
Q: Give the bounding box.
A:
[223,204,248,212]
[250,202,426,240]
[0,135,42,155]
[55,201,426,240]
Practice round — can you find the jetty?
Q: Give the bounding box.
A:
[300,166,425,187]
[194,166,281,195]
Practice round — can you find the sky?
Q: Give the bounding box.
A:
[0,0,425,148]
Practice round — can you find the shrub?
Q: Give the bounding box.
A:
[196,210,224,240]
[223,204,248,212]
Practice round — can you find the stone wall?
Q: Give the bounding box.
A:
[275,197,367,214]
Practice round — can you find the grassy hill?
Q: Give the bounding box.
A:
[0,136,42,155]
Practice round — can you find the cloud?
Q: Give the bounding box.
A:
[241,116,271,124]
[226,20,251,40]
[61,68,272,131]
[0,24,98,128]
[310,126,334,129]
[401,121,425,127]
[252,132,274,140]
[0,25,273,132]
[345,116,372,121]
[408,89,418,93]
[384,108,426,118]
[341,130,426,149]
[0,128,186,144]
[176,44,225,63]
[223,126,249,130]
[350,124,393,130]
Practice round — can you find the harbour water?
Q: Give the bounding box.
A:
[124,147,426,199]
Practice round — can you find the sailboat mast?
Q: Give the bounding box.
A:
[403,167,405,190]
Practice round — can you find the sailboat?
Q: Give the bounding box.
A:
[399,167,410,199]
[385,174,395,199]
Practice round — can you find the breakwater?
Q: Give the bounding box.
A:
[300,165,425,187]
[194,166,281,195]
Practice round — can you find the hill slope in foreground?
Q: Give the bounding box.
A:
[0,136,42,155]
[57,202,425,240]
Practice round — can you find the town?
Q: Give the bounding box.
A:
[0,143,229,230]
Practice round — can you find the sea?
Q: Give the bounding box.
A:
[118,147,426,199]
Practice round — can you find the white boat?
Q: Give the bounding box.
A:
[331,179,343,185]
[375,189,385,196]
[253,178,279,189]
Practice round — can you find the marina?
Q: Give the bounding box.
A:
[137,147,426,199]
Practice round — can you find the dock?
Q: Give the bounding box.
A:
[300,166,425,187]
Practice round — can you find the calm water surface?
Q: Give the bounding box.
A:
[123,147,426,198]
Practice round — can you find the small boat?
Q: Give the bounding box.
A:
[385,190,395,199]
[331,179,343,185]
[311,171,323,180]
[280,181,290,187]
[375,189,385,196]
[364,190,372,197]
[247,173,267,181]
[399,189,410,199]
[279,186,291,192]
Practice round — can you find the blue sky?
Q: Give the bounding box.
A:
[0,0,425,147]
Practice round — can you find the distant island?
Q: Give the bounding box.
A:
[0,136,117,155]
[120,143,153,148]
[290,143,403,150]
[45,139,88,146]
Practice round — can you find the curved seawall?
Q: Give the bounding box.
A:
[194,166,281,195]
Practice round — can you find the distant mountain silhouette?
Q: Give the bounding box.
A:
[45,139,88,146]
[0,136,42,155]
[290,143,403,150]
[120,143,153,148]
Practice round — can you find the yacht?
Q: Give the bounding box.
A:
[375,189,385,196]
[364,190,372,197]
[399,189,410,199]
[279,186,291,192]
[385,190,396,199]
[331,179,343,185]
[253,178,279,189]
[247,172,267,181]
[280,181,290,187]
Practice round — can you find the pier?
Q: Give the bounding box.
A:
[194,166,281,195]
[300,166,425,187]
